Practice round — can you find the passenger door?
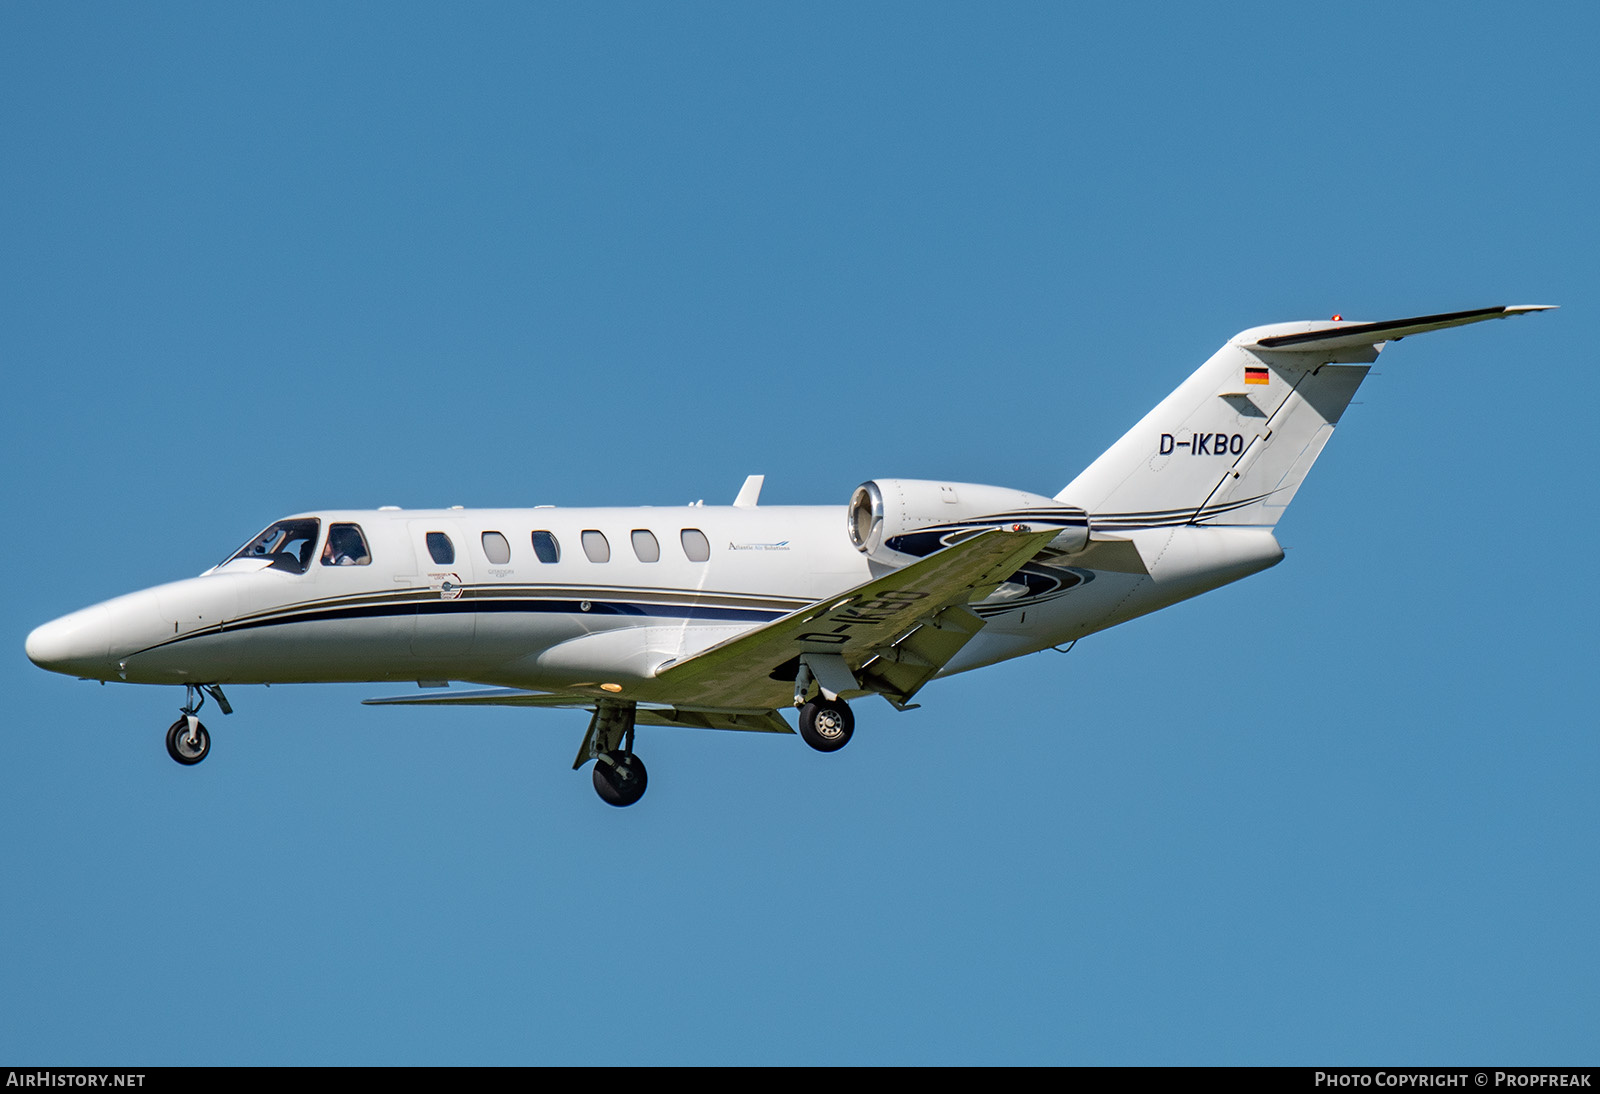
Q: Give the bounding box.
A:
[407,520,476,659]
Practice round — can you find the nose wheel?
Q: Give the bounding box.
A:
[163,684,230,766]
[166,716,210,765]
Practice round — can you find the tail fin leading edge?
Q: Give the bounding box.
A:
[1056,305,1554,531]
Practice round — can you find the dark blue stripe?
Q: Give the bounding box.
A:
[220,598,784,636]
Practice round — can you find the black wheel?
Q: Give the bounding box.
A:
[592,750,648,807]
[798,698,854,753]
[165,717,211,765]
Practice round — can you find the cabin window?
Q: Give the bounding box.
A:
[680,528,710,563]
[581,530,610,563]
[631,529,660,563]
[531,530,560,563]
[227,518,321,575]
[481,531,511,565]
[321,523,372,566]
[426,532,455,565]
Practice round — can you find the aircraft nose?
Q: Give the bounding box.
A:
[25,605,113,677]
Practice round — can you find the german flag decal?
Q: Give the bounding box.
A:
[1244,367,1269,385]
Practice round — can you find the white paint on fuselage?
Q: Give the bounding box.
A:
[27,502,1284,704]
[34,505,870,689]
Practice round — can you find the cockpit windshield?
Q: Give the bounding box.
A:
[223,518,322,574]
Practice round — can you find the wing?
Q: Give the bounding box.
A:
[649,525,1059,710]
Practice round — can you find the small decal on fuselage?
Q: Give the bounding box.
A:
[1159,432,1246,456]
[728,540,791,551]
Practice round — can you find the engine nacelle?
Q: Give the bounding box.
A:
[846,479,1090,566]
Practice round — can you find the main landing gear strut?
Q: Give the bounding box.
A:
[793,660,855,753]
[578,701,648,807]
[164,683,231,766]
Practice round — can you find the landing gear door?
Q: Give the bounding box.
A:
[407,520,476,659]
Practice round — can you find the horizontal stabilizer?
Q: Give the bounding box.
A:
[1246,305,1555,353]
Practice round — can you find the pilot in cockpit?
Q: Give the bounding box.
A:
[321,524,372,567]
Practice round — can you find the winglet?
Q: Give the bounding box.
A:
[733,475,764,507]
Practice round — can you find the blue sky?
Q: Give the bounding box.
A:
[3,1,1595,1064]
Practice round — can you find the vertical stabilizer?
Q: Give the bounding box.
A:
[1056,306,1553,530]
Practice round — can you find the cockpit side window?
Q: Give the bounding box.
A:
[321,523,372,566]
[228,519,322,575]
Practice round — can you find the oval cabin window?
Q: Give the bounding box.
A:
[631,530,660,563]
[680,528,710,563]
[531,530,560,563]
[581,530,610,563]
[481,531,510,565]
[426,532,455,565]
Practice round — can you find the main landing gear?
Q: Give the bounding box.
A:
[793,660,856,753]
[593,750,648,807]
[573,687,858,806]
[579,701,648,807]
[797,698,854,753]
[164,684,231,766]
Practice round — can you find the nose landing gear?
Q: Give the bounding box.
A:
[166,715,210,765]
[164,684,231,766]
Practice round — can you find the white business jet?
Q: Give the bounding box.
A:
[26,305,1552,806]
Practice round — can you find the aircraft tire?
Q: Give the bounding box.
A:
[798,699,854,753]
[593,750,648,807]
[165,717,211,766]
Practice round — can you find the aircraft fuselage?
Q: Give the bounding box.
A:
[25,502,1281,707]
